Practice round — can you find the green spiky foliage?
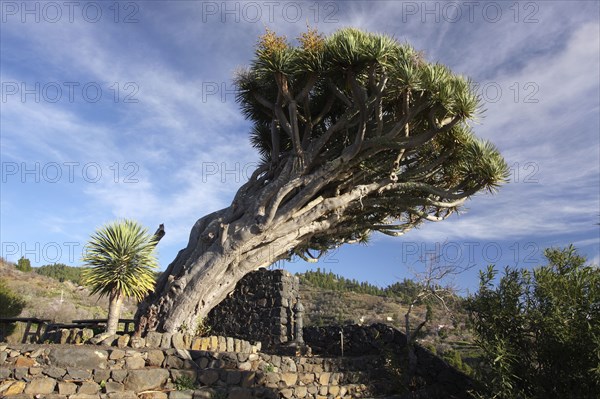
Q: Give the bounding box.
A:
[235,27,509,261]
[134,28,511,334]
[82,219,158,334]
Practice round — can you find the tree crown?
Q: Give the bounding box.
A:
[232,28,509,258]
[82,219,159,301]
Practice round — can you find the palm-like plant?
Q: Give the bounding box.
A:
[82,219,159,335]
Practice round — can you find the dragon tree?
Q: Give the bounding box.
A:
[135,28,509,333]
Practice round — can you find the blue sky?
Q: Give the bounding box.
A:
[1,0,598,293]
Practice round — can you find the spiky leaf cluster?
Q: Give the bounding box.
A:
[234,28,508,260]
[82,219,158,301]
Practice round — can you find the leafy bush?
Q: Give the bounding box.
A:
[422,342,437,354]
[16,256,32,272]
[442,348,472,375]
[468,245,600,399]
[0,278,27,339]
[0,278,26,318]
[195,318,212,337]
[438,327,449,339]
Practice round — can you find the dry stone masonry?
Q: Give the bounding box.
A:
[304,324,476,397]
[0,342,387,399]
[1,270,477,398]
[206,269,302,348]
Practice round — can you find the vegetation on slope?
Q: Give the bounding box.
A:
[36,263,86,285]
[5,244,595,396]
[297,268,477,374]
[0,258,137,324]
[298,268,456,305]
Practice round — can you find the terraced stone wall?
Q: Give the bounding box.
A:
[304,323,477,398]
[0,343,389,399]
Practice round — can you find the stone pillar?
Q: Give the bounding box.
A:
[294,301,304,345]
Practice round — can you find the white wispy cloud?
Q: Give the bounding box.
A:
[1,1,598,278]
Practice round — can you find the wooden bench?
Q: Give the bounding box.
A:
[44,322,99,334]
[71,319,136,333]
[0,318,137,343]
[0,317,51,343]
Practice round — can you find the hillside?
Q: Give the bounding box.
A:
[298,272,478,371]
[0,259,478,372]
[0,259,138,323]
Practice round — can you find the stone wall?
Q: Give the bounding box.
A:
[304,324,477,399]
[1,270,479,398]
[41,328,261,355]
[0,342,391,399]
[0,325,479,399]
[304,323,403,357]
[206,269,301,348]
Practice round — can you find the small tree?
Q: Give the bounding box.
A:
[0,278,26,339]
[402,252,470,382]
[467,245,600,399]
[82,219,159,336]
[16,256,32,272]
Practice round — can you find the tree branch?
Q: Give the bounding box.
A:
[295,73,318,102]
[327,80,352,107]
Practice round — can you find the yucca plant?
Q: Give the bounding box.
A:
[82,219,159,335]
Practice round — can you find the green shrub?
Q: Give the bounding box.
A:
[0,278,27,339]
[0,279,26,318]
[16,257,32,272]
[468,246,600,398]
[422,342,437,354]
[195,318,212,337]
[442,349,472,376]
[264,363,275,373]
[438,327,449,339]
[174,375,196,390]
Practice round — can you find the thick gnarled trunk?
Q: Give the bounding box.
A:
[135,158,417,333]
[136,205,331,333]
[135,130,470,334]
